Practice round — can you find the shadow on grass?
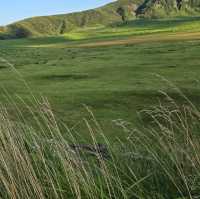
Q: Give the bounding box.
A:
[40,74,93,81]
[0,66,7,69]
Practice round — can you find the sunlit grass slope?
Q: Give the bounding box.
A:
[64,17,200,41]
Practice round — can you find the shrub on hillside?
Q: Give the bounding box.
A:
[7,24,31,38]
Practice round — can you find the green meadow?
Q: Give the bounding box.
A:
[1,16,200,198]
[0,17,200,141]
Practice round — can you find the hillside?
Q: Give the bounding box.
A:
[1,0,200,39]
[136,0,200,18]
[1,0,140,39]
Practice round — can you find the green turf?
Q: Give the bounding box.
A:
[1,17,200,140]
[63,16,200,41]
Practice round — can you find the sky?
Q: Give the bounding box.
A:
[0,0,115,26]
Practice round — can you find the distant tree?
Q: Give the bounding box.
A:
[59,20,66,34]
[15,27,30,38]
[176,0,183,10]
[117,7,127,22]
[80,16,89,27]
[8,25,30,38]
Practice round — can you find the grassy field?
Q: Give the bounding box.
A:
[1,17,200,198]
[0,17,200,141]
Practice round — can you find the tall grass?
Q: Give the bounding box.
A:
[0,90,200,199]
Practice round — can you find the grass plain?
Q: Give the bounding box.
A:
[1,16,200,199]
[0,17,200,141]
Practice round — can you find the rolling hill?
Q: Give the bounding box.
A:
[1,0,200,39]
[1,0,140,38]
